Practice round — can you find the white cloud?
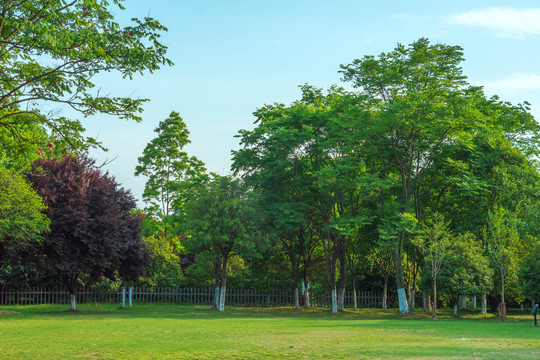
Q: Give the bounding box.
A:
[447,8,540,38]
[478,73,540,91]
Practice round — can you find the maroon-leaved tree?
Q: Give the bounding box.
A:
[26,155,148,310]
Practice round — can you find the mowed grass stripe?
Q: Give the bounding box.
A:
[0,304,539,359]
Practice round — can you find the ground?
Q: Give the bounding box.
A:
[0,304,538,359]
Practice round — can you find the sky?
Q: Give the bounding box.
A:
[80,0,540,206]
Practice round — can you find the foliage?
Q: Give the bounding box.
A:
[0,166,49,247]
[421,233,492,300]
[25,155,148,297]
[135,111,206,218]
[0,0,172,151]
[229,38,540,311]
[137,234,186,287]
[519,238,540,301]
[184,174,265,310]
[185,175,263,263]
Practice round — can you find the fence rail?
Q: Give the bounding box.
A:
[0,287,393,308]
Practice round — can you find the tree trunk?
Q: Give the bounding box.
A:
[501,274,506,322]
[213,258,222,308]
[409,290,415,310]
[432,280,437,320]
[337,287,345,311]
[303,269,311,308]
[453,303,458,316]
[289,244,300,309]
[481,295,487,315]
[336,245,346,311]
[70,294,77,311]
[392,246,409,313]
[459,295,467,310]
[331,286,337,313]
[423,294,431,312]
[472,296,477,309]
[353,288,358,310]
[218,256,228,312]
[382,273,388,311]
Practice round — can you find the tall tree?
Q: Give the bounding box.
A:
[135,111,206,219]
[0,0,172,151]
[185,175,262,311]
[26,155,148,310]
[337,38,540,312]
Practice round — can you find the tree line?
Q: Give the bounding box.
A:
[0,2,539,319]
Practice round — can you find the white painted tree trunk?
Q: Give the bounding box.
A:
[472,296,477,309]
[453,304,458,316]
[521,303,524,311]
[218,286,226,312]
[304,288,310,308]
[337,287,345,311]
[331,288,337,313]
[459,295,467,310]
[353,289,358,310]
[70,295,77,311]
[397,288,409,313]
[294,288,300,309]
[481,295,487,315]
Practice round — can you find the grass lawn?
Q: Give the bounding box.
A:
[0,304,539,359]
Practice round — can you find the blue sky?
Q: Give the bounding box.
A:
[82,0,540,205]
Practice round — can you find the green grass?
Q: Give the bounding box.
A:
[0,304,539,359]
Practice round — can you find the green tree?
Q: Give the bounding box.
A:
[185,175,262,311]
[519,238,540,303]
[138,234,185,287]
[413,214,451,319]
[485,206,520,321]
[339,38,539,313]
[0,167,49,248]
[135,111,206,219]
[0,0,172,151]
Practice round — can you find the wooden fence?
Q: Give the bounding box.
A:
[0,287,393,308]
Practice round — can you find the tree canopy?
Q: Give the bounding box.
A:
[0,166,49,248]
[0,0,172,151]
[25,155,148,310]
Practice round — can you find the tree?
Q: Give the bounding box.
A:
[519,238,540,303]
[413,214,451,320]
[0,166,49,248]
[135,111,206,219]
[423,233,493,316]
[1,0,172,151]
[338,38,540,313]
[185,175,262,311]
[485,206,520,321]
[26,155,148,310]
[137,234,186,287]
